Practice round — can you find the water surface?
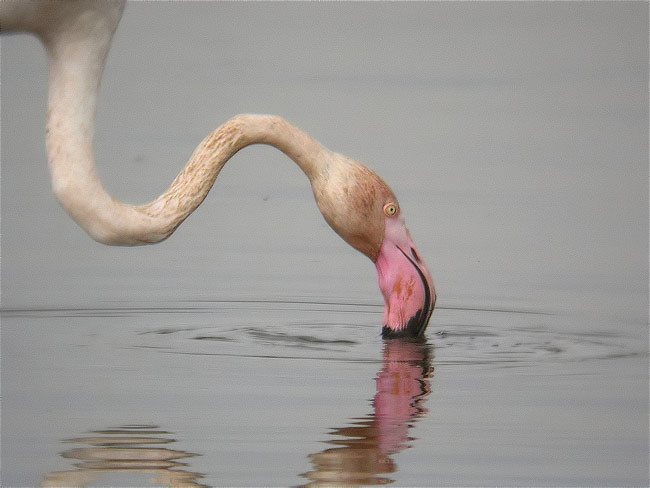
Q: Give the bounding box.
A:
[3,300,646,486]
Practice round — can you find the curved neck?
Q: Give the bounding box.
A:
[44,29,331,245]
[140,114,331,241]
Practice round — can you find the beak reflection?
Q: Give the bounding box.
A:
[301,338,434,486]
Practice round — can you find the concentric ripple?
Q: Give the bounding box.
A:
[3,298,644,367]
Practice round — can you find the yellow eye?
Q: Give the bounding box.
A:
[383,203,398,217]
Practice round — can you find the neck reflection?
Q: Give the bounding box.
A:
[301,338,434,486]
[41,425,206,488]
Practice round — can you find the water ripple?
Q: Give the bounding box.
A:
[2,299,644,367]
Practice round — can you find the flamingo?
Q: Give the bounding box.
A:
[0,0,435,337]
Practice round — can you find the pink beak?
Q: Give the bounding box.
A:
[375,216,435,337]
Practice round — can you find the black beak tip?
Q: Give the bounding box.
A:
[381,308,430,339]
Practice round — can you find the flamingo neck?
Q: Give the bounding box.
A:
[44,27,330,245]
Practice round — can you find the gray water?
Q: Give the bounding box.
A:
[1,2,648,486]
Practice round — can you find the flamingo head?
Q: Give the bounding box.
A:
[311,157,435,338]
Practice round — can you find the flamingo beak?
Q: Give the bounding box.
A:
[375,217,435,338]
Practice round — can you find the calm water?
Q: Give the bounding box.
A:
[2,3,648,486]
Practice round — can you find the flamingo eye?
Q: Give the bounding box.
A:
[383,203,398,217]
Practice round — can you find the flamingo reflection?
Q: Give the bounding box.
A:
[301,338,433,486]
[41,425,206,488]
